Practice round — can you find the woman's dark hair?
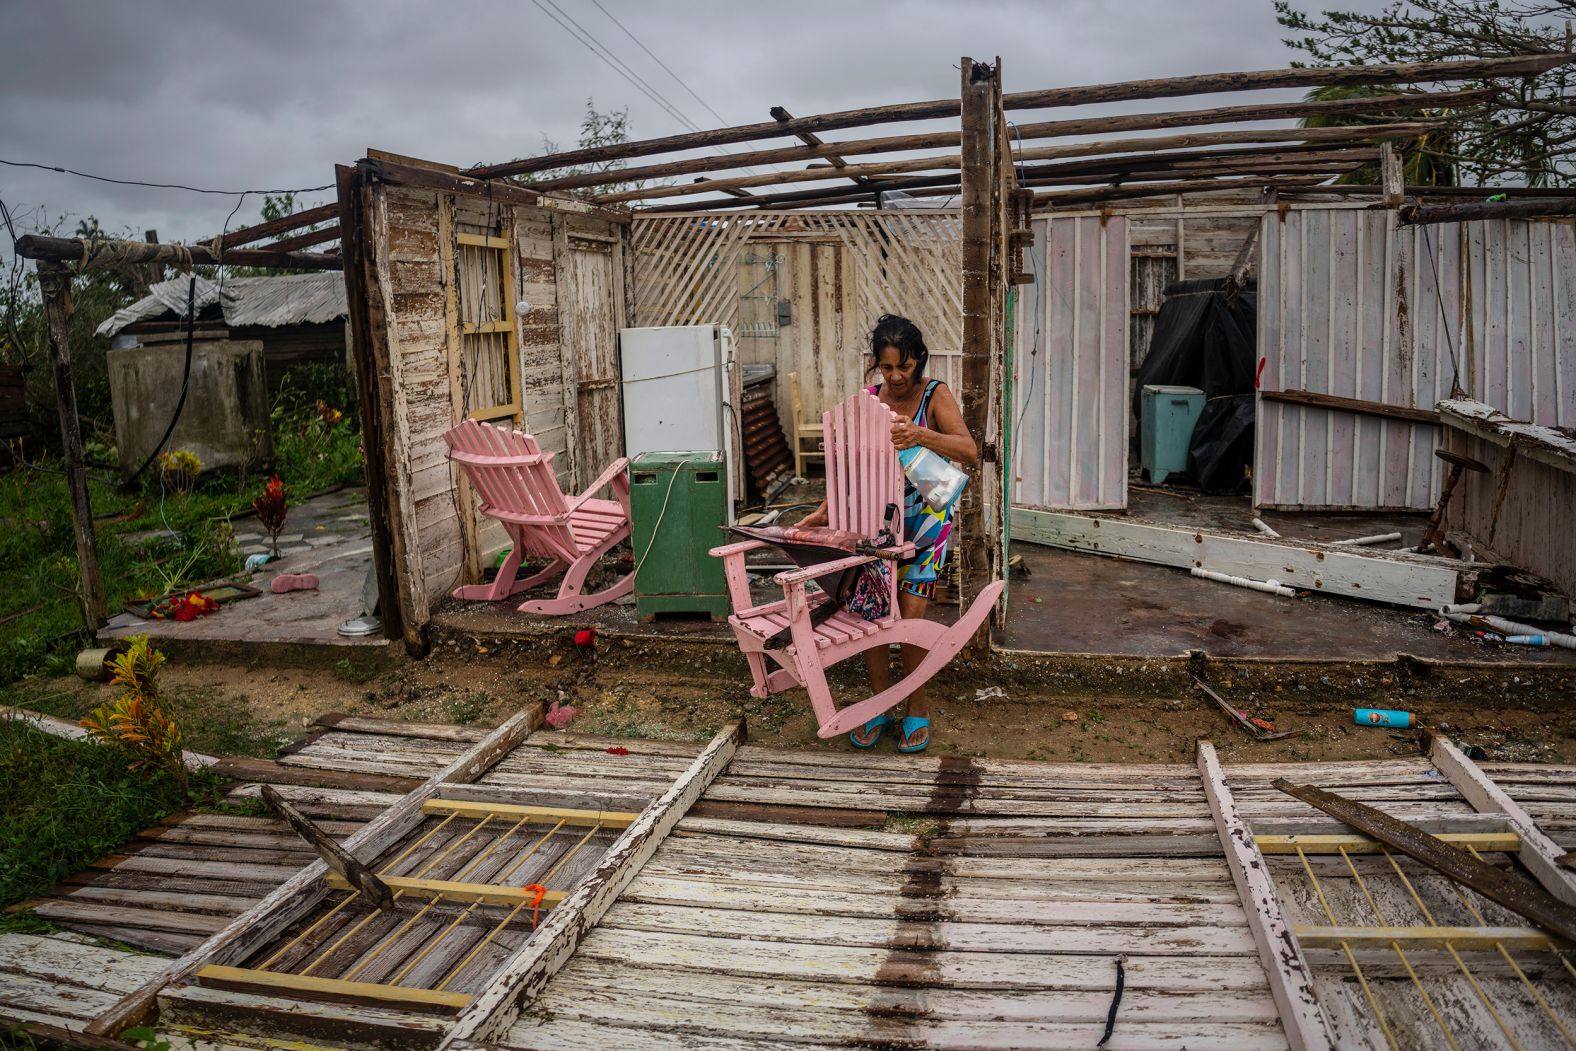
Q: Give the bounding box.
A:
[868,314,929,379]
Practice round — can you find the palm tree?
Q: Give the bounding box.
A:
[1299,84,1459,186]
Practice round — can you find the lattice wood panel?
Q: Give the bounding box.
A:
[631,211,963,400]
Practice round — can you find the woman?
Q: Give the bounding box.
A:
[800,314,977,753]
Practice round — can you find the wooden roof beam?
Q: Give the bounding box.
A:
[263,225,342,254]
[599,121,1442,204]
[13,233,343,271]
[662,171,1343,215]
[772,105,864,186]
[691,176,752,198]
[577,86,1489,200]
[644,149,1374,213]
[207,201,341,252]
[467,54,1564,180]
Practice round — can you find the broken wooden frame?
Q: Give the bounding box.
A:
[86,712,743,1046]
[1010,506,1475,609]
[1271,775,1576,1048]
[85,704,544,1034]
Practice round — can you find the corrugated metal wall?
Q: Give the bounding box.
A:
[1256,210,1576,511]
[1010,215,1129,510]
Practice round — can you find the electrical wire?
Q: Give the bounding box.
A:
[585,0,772,172]
[1420,222,1466,398]
[530,0,705,135]
[1007,122,1045,450]
[527,0,761,178]
[0,157,332,197]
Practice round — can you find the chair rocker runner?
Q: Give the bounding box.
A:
[710,390,1004,739]
[444,420,633,616]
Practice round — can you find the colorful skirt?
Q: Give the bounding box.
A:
[898,488,952,600]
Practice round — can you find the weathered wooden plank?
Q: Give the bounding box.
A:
[0,933,164,995]
[1256,831,1520,855]
[90,705,541,1035]
[261,785,395,911]
[158,980,452,1051]
[313,713,489,743]
[619,873,1248,924]
[445,720,747,1044]
[569,927,1274,990]
[194,964,469,1012]
[1274,776,1576,944]
[598,901,1259,955]
[549,957,1283,1023]
[422,799,640,828]
[1294,924,1560,951]
[1426,731,1576,908]
[1011,507,1466,609]
[30,900,229,936]
[1199,742,1337,1051]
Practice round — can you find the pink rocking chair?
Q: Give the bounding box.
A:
[444,420,633,616]
[710,390,1005,738]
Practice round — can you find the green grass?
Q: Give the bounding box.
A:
[13,682,288,760]
[0,718,197,908]
[0,390,363,686]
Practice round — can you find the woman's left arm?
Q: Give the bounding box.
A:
[892,383,978,466]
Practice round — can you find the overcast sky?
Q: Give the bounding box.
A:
[0,0,1385,246]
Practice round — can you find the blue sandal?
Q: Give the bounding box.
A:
[849,714,890,749]
[898,716,930,754]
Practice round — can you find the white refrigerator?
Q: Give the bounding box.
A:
[618,324,742,514]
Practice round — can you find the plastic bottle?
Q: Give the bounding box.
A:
[1355,708,1414,728]
[898,446,968,512]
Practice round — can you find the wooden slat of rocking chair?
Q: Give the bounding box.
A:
[712,389,1003,739]
[445,420,633,615]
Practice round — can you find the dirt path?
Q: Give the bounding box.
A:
[13,635,1576,767]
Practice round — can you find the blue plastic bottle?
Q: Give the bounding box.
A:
[1355,708,1413,728]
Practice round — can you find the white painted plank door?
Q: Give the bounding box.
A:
[558,237,624,486]
[1010,215,1129,511]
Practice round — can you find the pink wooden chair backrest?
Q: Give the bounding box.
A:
[444,419,575,558]
[823,390,904,542]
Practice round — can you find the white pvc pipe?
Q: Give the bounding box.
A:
[1444,611,1576,650]
[1251,518,1280,538]
[1442,603,1482,614]
[1191,566,1297,598]
[1330,532,1403,547]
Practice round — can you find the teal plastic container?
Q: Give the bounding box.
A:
[1140,385,1205,484]
[1355,708,1414,728]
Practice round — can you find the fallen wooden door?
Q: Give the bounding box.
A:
[556,225,624,489]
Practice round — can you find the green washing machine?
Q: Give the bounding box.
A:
[629,451,730,622]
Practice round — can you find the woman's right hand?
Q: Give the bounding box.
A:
[799,503,829,527]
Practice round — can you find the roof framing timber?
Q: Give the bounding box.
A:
[594,121,1443,204]
[466,54,1564,182]
[525,86,1492,200]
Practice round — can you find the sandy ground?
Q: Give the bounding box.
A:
[14,633,1576,767]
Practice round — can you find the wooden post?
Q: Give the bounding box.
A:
[334,164,407,647]
[1380,140,1404,207]
[38,262,108,631]
[958,57,995,652]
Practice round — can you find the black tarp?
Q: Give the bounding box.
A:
[1133,277,1258,493]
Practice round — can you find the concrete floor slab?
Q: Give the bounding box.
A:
[102,486,384,650]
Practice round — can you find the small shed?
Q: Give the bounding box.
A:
[96,271,350,395]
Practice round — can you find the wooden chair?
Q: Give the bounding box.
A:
[444,419,633,616]
[788,371,825,479]
[710,390,1004,739]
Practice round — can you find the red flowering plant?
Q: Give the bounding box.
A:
[253,475,289,559]
[149,590,220,622]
